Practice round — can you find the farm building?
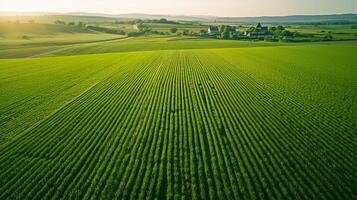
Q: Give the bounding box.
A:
[256,22,268,33]
[244,23,269,37]
[208,26,219,35]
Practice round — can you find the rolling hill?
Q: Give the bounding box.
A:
[1,12,357,23]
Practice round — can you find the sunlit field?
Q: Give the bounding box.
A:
[0,12,356,200]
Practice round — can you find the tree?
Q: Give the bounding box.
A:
[77,21,84,28]
[170,28,178,33]
[221,32,229,39]
[134,19,143,24]
[68,22,75,26]
[137,23,145,30]
[324,33,333,41]
[55,20,66,25]
[159,18,168,23]
[219,25,226,34]
[248,27,255,32]
[269,27,277,32]
[269,26,278,35]
[199,29,206,34]
[221,26,232,39]
[281,30,293,37]
[352,25,357,29]
[293,32,300,38]
[277,25,285,31]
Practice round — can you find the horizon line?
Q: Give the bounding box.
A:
[0,10,356,19]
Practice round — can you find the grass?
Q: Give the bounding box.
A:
[0,15,120,24]
[287,24,357,40]
[0,23,127,58]
[0,43,356,199]
[41,36,292,57]
[0,35,126,58]
[98,23,138,33]
[1,34,292,59]
[0,23,91,36]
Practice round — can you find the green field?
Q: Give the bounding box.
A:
[1,40,356,199]
[0,20,357,199]
[0,23,128,58]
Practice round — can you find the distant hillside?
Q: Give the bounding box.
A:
[0,23,92,36]
[217,13,357,23]
[1,12,357,23]
[98,13,357,23]
[0,14,125,24]
[114,13,212,21]
[63,12,212,21]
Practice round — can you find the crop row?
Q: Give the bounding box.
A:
[0,50,355,200]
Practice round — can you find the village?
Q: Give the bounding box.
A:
[205,22,297,41]
[122,19,337,42]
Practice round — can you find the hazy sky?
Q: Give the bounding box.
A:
[1,0,357,17]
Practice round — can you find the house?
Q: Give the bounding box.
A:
[208,26,219,35]
[255,23,268,33]
[244,23,269,37]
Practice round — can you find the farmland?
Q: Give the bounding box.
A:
[0,36,356,200]
[1,12,357,200]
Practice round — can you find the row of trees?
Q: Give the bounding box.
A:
[126,18,181,25]
[54,20,86,28]
[50,18,348,42]
[212,24,336,42]
[86,26,126,35]
[54,20,127,35]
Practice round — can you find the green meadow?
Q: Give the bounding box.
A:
[0,21,356,200]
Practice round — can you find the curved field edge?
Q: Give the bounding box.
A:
[0,36,292,59]
[0,35,129,59]
[0,45,356,199]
